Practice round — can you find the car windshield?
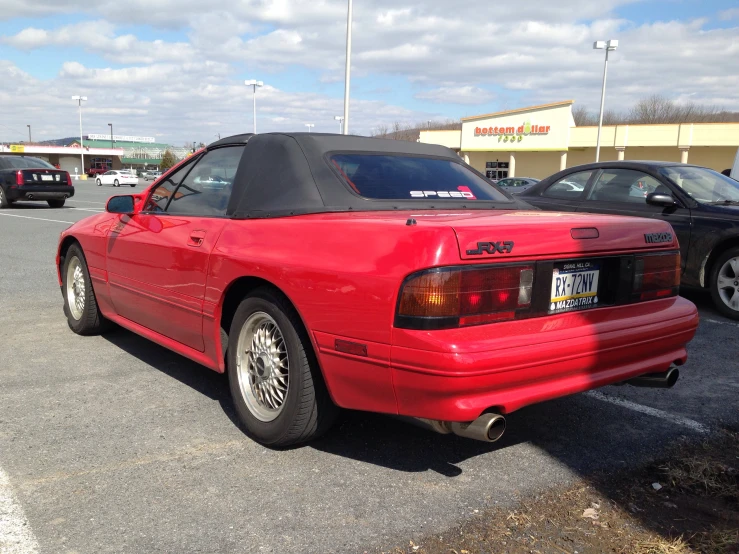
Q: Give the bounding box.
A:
[660,166,739,203]
[330,154,510,202]
[1,156,55,169]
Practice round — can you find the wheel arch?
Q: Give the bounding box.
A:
[217,276,316,365]
[57,235,81,285]
[702,235,739,288]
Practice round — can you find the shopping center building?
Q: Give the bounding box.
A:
[0,134,190,176]
[419,100,739,179]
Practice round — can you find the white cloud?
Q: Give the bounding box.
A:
[2,20,195,64]
[415,86,495,105]
[0,0,737,143]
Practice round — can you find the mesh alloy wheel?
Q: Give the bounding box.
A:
[235,312,290,422]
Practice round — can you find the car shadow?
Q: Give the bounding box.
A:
[8,203,69,209]
[98,325,690,479]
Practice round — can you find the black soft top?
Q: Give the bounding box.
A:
[214,132,519,219]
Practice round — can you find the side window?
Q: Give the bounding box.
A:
[143,159,197,213]
[165,146,244,217]
[588,169,663,203]
[542,170,593,199]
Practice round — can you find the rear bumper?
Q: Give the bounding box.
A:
[7,185,75,201]
[390,296,698,421]
[315,296,699,421]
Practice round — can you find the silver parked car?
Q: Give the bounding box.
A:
[495,177,540,194]
[144,170,162,181]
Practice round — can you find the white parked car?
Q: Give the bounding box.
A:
[95,170,138,187]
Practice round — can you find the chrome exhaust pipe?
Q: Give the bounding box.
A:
[409,412,506,443]
[451,413,506,442]
[628,366,679,388]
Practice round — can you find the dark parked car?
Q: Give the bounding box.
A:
[495,177,540,194]
[520,161,739,319]
[0,155,75,208]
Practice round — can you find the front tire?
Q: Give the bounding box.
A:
[62,244,112,335]
[96,179,102,186]
[710,246,739,320]
[114,179,119,187]
[47,199,65,208]
[227,288,338,446]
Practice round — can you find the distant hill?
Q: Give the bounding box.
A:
[38,137,79,146]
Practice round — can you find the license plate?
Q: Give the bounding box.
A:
[550,262,600,313]
[40,175,53,181]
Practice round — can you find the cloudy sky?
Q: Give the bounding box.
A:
[0,0,737,144]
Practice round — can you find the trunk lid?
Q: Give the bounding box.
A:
[445,210,678,260]
[17,168,71,186]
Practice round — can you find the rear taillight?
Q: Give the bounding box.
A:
[633,251,680,301]
[16,170,23,186]
[65,172,72,184]
[396,264,534,329]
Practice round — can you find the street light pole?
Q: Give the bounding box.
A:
[27,124,31,143]
[593,39,618,163]
[305,123,314,133]
[108,123,114,148]
[72,96,87,176]
[342,0,353,135]
[245,80,264,134]
[334,116,344,134]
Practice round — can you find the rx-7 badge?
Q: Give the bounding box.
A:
[466,241,514,255]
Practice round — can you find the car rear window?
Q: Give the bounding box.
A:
[0,156,55,169]
[330,154,510,202]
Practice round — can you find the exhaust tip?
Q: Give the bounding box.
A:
[450,412,506,443]
[487,415,506,442]
[628,366,680,388]
[664,367,679,387]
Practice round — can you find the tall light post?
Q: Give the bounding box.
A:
[342,0,353,135]
[108,123,114,148]
[304,123,314,133]
[334,115,344,134]
[593,39,618,162]
[72,96,87,176]
[245,79,264,134]
[27,124,31,143]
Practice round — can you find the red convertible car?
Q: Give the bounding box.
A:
[57,133,699,446]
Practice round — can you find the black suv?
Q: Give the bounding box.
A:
[520,161,739,319]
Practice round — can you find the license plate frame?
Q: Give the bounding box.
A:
[549,261,600,314]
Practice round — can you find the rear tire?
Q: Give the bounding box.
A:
[47,199,65,208]
[227,287,338,446]
[0,187,13,209]
[62,243,112,335]
[709,246,739,320]
[130,184,136,187]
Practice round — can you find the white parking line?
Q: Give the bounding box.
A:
[0,213,74,225]
[704,318,739,328]
[0,466,39,553]
[67,200,106,205]
[67,207,104,213]
[585,390,709,434]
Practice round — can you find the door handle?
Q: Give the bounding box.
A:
[188,230,206,247]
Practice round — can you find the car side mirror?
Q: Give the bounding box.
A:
[646,192,677,207]
[106,195,136,214]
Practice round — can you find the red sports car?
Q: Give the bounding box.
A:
[57,133,699,446]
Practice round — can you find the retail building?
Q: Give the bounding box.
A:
[419,100,739,179]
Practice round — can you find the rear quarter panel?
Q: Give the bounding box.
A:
[206,217,461,413]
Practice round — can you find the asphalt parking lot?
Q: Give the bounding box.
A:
[0,180,737,553]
